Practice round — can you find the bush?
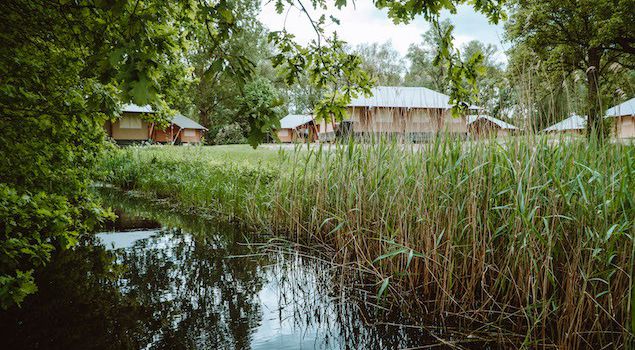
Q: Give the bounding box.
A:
[214,123,247,145]
[0,185,75,308]
[0,115,112,308]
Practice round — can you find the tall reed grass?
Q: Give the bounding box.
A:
[272,136,634,348]
[99,137,634,348]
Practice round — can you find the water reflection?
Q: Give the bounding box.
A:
[0,190,492,349]
[0,235,156,349]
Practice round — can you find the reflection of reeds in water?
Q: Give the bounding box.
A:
[261,240,520,348]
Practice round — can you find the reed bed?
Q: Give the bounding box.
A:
[99,137,635,348]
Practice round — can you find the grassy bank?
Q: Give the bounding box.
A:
[99,140,635,348]
[98,145,283,225]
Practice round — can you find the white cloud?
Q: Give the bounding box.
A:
[258,1,507,62]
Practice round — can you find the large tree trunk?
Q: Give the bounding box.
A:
[199,109,211,144]
[586,48,603,142]
[199,109,210,129]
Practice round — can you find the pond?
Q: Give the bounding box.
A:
[0,190,489,349]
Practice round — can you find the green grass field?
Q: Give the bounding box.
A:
[121,144,284,166]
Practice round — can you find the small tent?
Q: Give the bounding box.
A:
[606,97,635,139]
[543,114,587,135]
[276,114,317,142]
[466,115,520,137]
[104,104,207,144]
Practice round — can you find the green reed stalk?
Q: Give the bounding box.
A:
[98,136,634,348]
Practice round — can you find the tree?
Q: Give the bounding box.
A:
[0,0,253,307]
[460,40,512,118]
[354,42,405,86]
[506,44,589,131]
[238,78,285,147]
[505,0,635,139]
[404,19,453,92]
[283,72,326,114]
[187,0,280,142]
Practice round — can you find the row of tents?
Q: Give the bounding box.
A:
[104,88,634,145]
[276,87,635,142]
[544,98,635,137]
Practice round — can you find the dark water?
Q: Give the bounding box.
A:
[0,191,487,349]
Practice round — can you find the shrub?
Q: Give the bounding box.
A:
[214,123,247,145]
[0,184,94,308]
[0,115,111,308]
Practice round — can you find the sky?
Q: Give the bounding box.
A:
[258,1,508,63]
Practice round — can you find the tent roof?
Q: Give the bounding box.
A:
[121,103,154,113]
[348,86,451,109]
[466,115,519,130]
[279,114,314,129]
[543,114,587,132]
[121,104,206,130]
[606,97,635,117]
[172,114,207,130]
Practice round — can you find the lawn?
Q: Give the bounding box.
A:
[121,144,286,166]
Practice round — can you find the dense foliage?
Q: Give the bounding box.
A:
[0,0,269,306]
[214,123,247,144]
[506,0,635,137]
[355,42,406,86]
[239,78,286,147]
[185,0,286,142]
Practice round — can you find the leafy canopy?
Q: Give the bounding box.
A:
[270,0,507,120]
[505,0,635,137]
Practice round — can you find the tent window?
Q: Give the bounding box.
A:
[119,116,142,129]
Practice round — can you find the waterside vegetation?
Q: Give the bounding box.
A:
[99,138,635,348]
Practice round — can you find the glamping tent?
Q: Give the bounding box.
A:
[606,97,635,139]
[276,114,317,143]
[104,104,207,144]
[346,86,468,140]
[466,115,520,138]
[543,114,587,135]
[317,118,339,142]
[104,104,154,143]
[151,114,208,144]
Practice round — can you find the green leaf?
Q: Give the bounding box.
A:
[373,247,408,264]
[377,277,390,300]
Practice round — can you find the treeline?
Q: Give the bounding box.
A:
[193,5,634,143]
